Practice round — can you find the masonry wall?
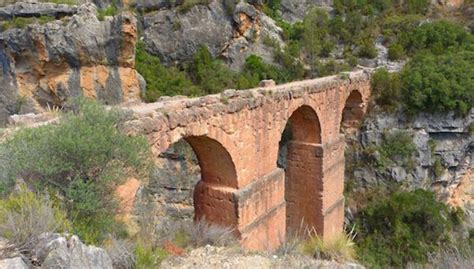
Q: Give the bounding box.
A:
[123,70,371,250]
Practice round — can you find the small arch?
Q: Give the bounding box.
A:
[341,90,364,131]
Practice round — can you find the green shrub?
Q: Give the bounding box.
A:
[402,20,473,55]
[355,189,462,267]
[42,0,77,5]
[97,3,119,21]
[134,243,168,269]
[0,185,70,256]
[379,130,416,168]
[136,41,201,101]
[400,50,474,115]
[403,0,430,14]
[357,40,378,59]
[302,8,334,66]
[2,15,55,30]
[186,46,238,94]
[387,42,405,60]
[177,0,211,13]
[262,0,282,19]
[371,68,401,111]
[314,59,351,77]
[0,98,150,244]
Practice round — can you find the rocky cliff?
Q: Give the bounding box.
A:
[0,2,143,125]
[346,108,473,226]
[140,0,283,70]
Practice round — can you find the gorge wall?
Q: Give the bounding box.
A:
[0,2,143,124]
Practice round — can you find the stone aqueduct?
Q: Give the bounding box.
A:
[124,70,372,250]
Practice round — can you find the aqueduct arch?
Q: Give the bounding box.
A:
[341,90,365,131]
[125,70,372,250]
[185,136,239,229]
[281,105,325,234]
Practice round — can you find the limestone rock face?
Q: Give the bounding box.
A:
[348,109,473,223]
[141,0,283,70]
[0,1,78,20]
[0,3,142,125]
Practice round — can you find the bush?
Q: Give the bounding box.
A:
[186,46,238,94]
[402,20,473,55]
[0,185,70,258]
[371,68,401,111]
[0,98,150,244]
[379,130,416,168]
[387,42,405,60]
[2,15,55,30]
[177,0,211,13]
[97,4,119,21]
[357,40,378,59]
[302,232,356,262]
[42,0,77,5]
[134,243,168,269]
[302,8,334,66]
[355,189,461,267]
[314,59,350,77]
[400,50,474,115]
[136,41,201,101]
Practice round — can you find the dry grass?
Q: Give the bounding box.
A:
[187,218,238,248]
[0,185,70,259]
[301,228,357,263]
[104,236,136,269]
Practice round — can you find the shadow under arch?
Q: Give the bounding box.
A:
[278,105,324,235]
[341,90,364,132]
[183,136,239,229]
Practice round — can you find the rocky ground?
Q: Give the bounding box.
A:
[161,245,364,269]
[0,233,113,269]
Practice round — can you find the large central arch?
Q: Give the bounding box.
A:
[280,105,324,234]
[185,136,239,230]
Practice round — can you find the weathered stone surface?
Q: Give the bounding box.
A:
[0,257,29,269]
[0,3,142,125]
[0,1,78,20]
[348,108,473,224]
[35,233,113,269]
[142,1,233,65]
[142,0,283,70]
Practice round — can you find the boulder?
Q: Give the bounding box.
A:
[35,233,113,269]
[0,257,29,269]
